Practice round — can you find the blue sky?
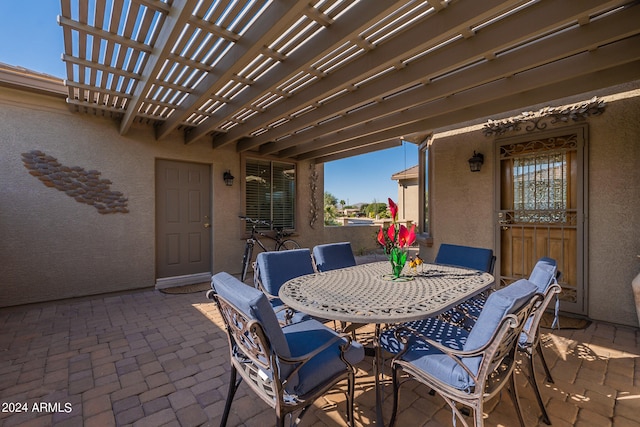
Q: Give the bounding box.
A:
[0,1,66,78]
[0,1,418,206]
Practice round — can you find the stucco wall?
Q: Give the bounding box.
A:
[420,82,640,327]
[586,88,640,326]
[0,86,324,307]
[423,130,496,263]
[396,177,419,224]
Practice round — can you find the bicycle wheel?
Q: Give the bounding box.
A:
[241,243,253,282]
[277,239,300,251]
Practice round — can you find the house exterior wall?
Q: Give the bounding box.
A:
[0,85,324,307]
[396,177,419,224]
[420,82,640,327]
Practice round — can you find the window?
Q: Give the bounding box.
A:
[513,152,568,223]
[418,138,431,235]
[245,158,296,230]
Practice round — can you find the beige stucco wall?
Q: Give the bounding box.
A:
[422,130,496,263]
[586,87,640,326]
[421,82,640,327]
[0,85,324,307]
[396,177,419,224]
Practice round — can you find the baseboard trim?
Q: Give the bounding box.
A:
[155,272,212,290]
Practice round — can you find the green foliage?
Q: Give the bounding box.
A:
[324,203,339,225]
[364,202,388,218]
[324,191,338,207]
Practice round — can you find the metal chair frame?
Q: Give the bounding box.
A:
[389,293,542,427]
[207,289,358,427]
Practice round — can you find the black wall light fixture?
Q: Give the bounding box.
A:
[468,151,484,172]
[223,170,235,186]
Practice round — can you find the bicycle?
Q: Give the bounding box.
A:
[239,216,300,282]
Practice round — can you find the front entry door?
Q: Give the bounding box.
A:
[495,125,587,315]
[156,159,211,282]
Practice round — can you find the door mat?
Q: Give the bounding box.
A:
[540,312,592,330]
[159,282,210,294]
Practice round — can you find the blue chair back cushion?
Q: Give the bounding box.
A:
[528,257,557,294]
[312,242,357,272]
[462,279,537,372]
[434,243,494,273]
[255,249,315,296]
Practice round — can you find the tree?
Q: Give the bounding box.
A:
[364,202,388,218]
[324,191,338,207]
[339,199,346,208]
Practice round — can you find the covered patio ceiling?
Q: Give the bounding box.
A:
[58,0,640,163]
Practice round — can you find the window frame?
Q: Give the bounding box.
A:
[418,136,433,245]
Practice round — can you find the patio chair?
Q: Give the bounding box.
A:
[387,279,541,427]
[414,258,562,425]
[254,249,316,324]
[517,257,562,425]
[434,243,496,274]
[435,243,495,325]
[312,242,357,272]
[312,242,360,334]
[208,272,364,427]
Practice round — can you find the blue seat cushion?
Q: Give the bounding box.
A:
[434,243,494,273]
[313,242,357,272]
[391,280,537,392]
[382,317,472,390]
[283,319,364,396]
[255,249,315,297]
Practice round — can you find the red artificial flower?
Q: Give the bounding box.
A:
[387,224,396,243]
[377,226,386,246]
[388,198,398,221]
[398,224,416,248]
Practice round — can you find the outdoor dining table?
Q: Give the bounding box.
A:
[279,260,495,426]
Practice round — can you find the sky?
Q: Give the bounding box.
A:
[0,1,418,206]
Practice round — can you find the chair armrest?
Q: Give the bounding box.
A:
[393,315,519,380]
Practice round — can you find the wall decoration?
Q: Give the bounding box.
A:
[483,96,606,137]
[308,163,319,229]
[21,150,129,214]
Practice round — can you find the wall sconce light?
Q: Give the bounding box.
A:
[223,170,235,186]
[468,151,484,172]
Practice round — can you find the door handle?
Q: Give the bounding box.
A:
[204,223,211,228]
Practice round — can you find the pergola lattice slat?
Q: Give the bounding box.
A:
[58,0,640,161]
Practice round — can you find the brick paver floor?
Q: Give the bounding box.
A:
[1,286,638,426]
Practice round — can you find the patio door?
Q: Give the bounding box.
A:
[155,159,212,287]
[495,125,587,315]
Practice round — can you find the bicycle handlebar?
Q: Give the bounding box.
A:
[239,215,272,226]
[239,216,293,237]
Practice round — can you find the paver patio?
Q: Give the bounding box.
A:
[1,284,638,427]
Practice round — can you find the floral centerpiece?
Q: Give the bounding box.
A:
[377,198,417,279]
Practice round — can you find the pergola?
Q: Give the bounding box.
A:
[58,0,640,163]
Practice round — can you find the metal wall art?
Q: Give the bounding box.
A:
[308,163,319,229]
[483,96,606,137]
[22,150,129,214]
